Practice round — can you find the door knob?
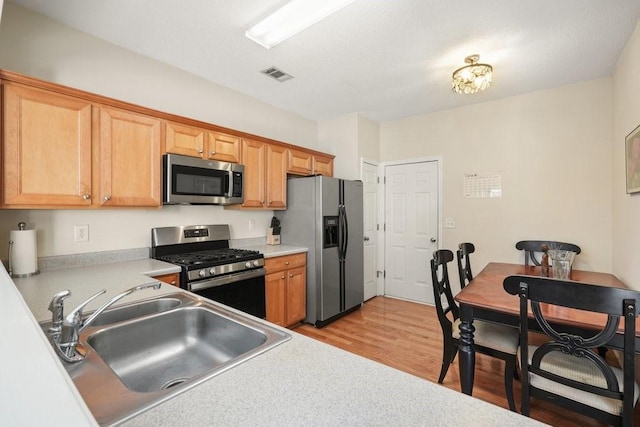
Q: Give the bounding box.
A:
[430,237,437,243]
[364,236,370,242]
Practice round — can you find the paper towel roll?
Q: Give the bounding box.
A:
[9,228,39,277]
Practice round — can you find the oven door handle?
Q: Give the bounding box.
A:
[188,268,266,292]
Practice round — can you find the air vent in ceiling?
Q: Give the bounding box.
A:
[261,67,294,82]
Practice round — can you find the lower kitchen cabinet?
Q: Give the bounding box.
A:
[152,273,180,287]
[265,253,306,327]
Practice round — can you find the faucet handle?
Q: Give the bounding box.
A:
[48,290,71,330]
[64,289,106,325]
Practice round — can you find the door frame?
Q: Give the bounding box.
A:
[380,156,443,298]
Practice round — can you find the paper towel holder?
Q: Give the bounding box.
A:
[8,222,40,278]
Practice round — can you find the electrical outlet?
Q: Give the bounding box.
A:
[249,220,255,230]
[74,225,89,242]
[444,218,455,228]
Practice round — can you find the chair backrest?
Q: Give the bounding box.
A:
[503,275,640,426]
[430,250,459,332]
[515,240,581,266]
[456,242,475,289]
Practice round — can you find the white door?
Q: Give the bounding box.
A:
[362,160,378,301]
[384,161,439,304]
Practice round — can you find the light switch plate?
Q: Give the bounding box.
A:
[444,218,455,228]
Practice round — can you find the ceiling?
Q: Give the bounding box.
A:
[6,0,640,122]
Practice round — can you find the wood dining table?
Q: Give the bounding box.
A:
[454,262,637,397]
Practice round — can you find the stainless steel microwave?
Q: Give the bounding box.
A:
[163,154,244,205]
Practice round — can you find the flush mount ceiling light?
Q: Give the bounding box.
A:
[452,54,493,94]
[246,0,357,49]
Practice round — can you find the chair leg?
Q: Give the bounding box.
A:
[438,336,457,383]
[503,356,517,412]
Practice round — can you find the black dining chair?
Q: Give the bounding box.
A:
[431,249,518,411]
[504,275,640,426]
[456,242,475,289]
[515,240,581,266]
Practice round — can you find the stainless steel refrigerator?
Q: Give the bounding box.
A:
[275,176,364,327]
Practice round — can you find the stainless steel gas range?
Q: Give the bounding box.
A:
[151,224,266,318]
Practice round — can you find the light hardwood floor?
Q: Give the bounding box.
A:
[294,296,640,427]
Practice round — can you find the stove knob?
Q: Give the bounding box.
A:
[253,260,260,267]
[198,269,206,278]
[209,267,215,275]
[245,261,252,268]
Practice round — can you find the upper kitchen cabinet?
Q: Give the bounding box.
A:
[164,121,241,163]
[1,72,161,209]
[238,139,286,209]
[313,153,334,177]
[3,82,93,207]
[287,148,313,176]
[99,107,162,207]
[207,131,241,163]
[288,149,335,177]
[1,70,333,210]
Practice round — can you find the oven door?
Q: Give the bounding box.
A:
[188,268,266,319]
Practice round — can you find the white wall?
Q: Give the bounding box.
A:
[358,115,380,162]
[318,113,380,180]
[612,20,640,290]
[380,79,613,274]
[0,4,319,257]
[318,113,359,180]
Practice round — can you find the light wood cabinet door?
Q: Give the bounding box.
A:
[240,139,267,208]
[285,266,306,326]
[3,83,93,206]
[313,154,334,177]
[287,148,313,175]
[207,131,241,163]
[266,144,287,209]
[265,272,287,326]
[165,121,205,158]
[99,107,162,207]
[152,273,180,287]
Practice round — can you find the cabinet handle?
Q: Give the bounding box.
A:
[83,194,91,200]
[170,280,176,285]
[103,195,111,202]
[210,151,216,155]
[281,276,285,279]
[261,200,265,204]
[289,274,293,278]
[285,262,289,265]
[198,149,204,154]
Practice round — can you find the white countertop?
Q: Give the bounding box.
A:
[233,243,308,258]
[2,256,546,426]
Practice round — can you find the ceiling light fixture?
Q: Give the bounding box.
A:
[452,54,493,94]
[246,0,357,49]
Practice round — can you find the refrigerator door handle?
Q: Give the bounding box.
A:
[338,205,345,260]
[343,206,349,259]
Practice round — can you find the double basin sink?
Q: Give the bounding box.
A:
[40,291,291,425]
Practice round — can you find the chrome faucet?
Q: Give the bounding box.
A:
[47,283,161,363]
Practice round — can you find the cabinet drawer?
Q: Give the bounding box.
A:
[264,252,306,273]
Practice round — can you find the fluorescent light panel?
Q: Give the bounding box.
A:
[246,0,356,49]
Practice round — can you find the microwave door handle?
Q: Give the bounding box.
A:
[224,174,230,195]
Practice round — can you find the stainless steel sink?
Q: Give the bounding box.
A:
[88,306,269,392]
[40,291,291,426]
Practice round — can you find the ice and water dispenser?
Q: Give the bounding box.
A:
[323,216,339,248]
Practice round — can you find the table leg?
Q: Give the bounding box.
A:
[458,303,475,395]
